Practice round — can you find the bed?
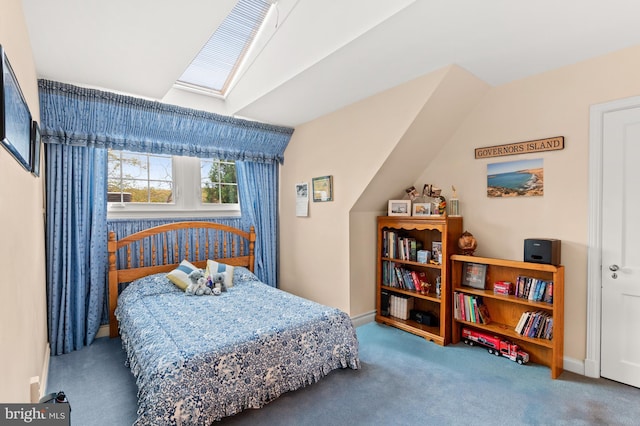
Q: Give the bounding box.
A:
[108,221,360,425]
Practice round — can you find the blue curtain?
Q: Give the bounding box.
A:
[236,161,279,287]
[107,217,251,270]
[38,80,293,163]
[39,80,292,353]
[46,144,107,355]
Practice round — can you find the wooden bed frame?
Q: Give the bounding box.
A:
[108,221,255,338]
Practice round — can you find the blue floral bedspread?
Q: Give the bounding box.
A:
[115,268,360,425]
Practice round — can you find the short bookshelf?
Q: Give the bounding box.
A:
[450,255,564,378]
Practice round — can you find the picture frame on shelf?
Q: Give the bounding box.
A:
[412,202,431,216]
[388,200,411,216]
[312,175,333,202]
[461,262,487,289]
[1,45,32,172]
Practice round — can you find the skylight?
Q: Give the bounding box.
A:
[177,0,272,96]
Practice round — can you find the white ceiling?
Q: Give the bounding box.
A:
[21,0,640,128]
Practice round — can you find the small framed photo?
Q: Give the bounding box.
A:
[412,202,431,216]
[388,200,411,216]
[461,262,488,290]
[312,175,333,202]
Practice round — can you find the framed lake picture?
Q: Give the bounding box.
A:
[487,158,543,197]
[1,45,32,171]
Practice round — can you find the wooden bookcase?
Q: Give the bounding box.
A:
[450,255,564,378]
[375,216,462,346]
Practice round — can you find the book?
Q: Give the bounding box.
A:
[543,281,554,303]
[515,311,529,334]
[431,241,442,264]
[478,303,492,324]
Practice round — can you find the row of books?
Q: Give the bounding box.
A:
[515,311,553,340]
[382,261,430,292]
[389,294,414,320]
[382,230,423,261]
[453,292,491,324]
[514,276,554,303]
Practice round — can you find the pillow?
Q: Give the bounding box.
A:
[206,259,235,288]
[166,260,199,291]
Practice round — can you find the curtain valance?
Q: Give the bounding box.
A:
[38,79,294,163]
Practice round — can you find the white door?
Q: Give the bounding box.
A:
[601,107,640,388]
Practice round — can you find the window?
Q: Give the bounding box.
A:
[201,159,238,204]
[176,0,272,96]
[108,149,239,217]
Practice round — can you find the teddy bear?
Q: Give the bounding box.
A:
[207,272,227,295]
[186,269,212,296]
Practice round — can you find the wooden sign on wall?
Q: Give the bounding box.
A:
[475,136,564,159]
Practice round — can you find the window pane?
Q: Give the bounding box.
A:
[107,151,122,179]
[148,155,173,182]
[220,184,238,203]
[149,180,173,203]
[121,179,146,202]
[202,183,220,203]
[121,152,147,180]
[219,162,236,184]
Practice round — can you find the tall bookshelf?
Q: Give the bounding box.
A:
[376,216,462,346]
[450,255,564,378]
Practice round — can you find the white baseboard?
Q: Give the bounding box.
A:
[351,310,376,328]
[95,324,110,339]
[35,343,51,402]
[563,356,585,376]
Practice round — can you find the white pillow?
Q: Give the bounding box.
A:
[206,259,235,288]
[166,260,199,291]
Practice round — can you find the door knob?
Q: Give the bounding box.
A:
[609,264,619,272]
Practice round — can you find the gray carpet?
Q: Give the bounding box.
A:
[47,322,640,425]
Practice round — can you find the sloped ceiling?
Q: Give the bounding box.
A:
[22,0,640,128]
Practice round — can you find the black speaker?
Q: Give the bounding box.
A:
[381,291,390,316]
[524,239,561,265]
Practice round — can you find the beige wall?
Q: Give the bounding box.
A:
[0,0,48,403]
[280,44,640,366]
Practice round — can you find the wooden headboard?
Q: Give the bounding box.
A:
[108,221,255,337]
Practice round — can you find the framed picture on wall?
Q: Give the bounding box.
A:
[312,175,333,202]
[0,45,32,172]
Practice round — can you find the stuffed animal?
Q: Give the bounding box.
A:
[209,272,227,295]
[186,269,212,296]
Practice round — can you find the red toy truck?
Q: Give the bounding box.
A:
[461,327,529,365]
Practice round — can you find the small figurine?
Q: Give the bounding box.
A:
[458,231,477,256]
[437,195,447,215]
